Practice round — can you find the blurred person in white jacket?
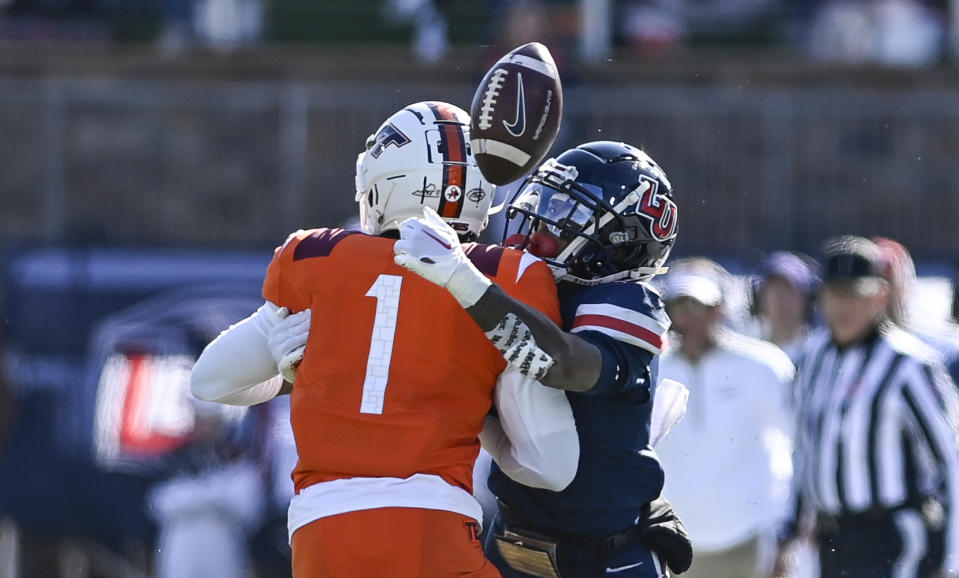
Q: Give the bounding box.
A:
[148,399,265,578]
[655,258,796,578]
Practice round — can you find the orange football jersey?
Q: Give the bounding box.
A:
[262,228,560,495]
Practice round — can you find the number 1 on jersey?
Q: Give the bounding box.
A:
[360,274,402,414]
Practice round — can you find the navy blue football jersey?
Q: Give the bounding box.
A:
[488,280,671,536]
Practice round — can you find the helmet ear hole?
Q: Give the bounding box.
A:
[610,244,638,263]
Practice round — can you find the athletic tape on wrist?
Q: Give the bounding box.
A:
[485,313,555,381]
[446,260,492,309]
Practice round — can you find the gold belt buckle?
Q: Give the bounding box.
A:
[494,528,561,578]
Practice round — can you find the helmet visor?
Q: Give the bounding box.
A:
[513,182,597,240]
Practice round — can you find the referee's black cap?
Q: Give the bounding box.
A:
[821,235,885,295]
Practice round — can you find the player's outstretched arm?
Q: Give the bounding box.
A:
[468,283,602,392]
[394,208,602,392]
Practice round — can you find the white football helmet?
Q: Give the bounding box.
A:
[355,101,495,240]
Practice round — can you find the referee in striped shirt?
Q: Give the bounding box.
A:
[773,235,959,578]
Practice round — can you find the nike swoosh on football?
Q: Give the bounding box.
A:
[605,561,644,573]
[423,230,452,249]
[503,72,526,137]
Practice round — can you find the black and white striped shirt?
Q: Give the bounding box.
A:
[792,323,959,565]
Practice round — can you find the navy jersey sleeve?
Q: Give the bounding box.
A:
[562,282,670,397]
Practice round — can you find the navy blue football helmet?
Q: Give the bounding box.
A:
[503,141,678,285]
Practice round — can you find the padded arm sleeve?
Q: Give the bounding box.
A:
[649,378,689,447]
[190,301,284,406]
[479,369,579,491]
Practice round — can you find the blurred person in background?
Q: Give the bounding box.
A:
[773,235,959,578]
[384,0,449,63]
[152,0,262,53]
[654,257,796,578]
[248,395,298,578]
[747,251,821,363]
[618,0,783,55]
[873,236,959,385]
[806,0,946,67]
[192,0,262,50]
[148,399,265,578]
[873,236,920,329]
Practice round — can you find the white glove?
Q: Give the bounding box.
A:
[267,307,311,382]
[393,207,491,308]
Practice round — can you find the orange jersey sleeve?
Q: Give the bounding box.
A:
[263,229,506,494]
[262,229,315,312]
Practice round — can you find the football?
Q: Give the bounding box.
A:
[469,42,563,185]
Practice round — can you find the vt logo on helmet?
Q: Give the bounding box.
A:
[355,101,495,241]
[503,141,679,285]
[367,123,411,159]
